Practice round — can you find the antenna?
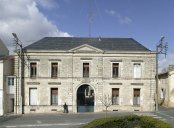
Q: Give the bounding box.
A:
[88,0,93,37]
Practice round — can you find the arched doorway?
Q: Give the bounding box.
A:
[77,84,94,112]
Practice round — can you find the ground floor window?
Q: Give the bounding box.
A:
[51,88,58,105]
[133,88,140,105]
[112,88,119,105]
[29,88,37,105]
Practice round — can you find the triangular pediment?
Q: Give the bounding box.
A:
[69,44,103,53]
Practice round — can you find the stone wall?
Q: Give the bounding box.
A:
[15,51,156,113]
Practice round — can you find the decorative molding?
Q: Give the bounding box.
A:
[27,82,40,85]
[110,59,122,62]
[80,58,92,60]
[109,83,122,85]
[49,59,61,61]
[48,82,61,85]
[131,83,144,85]
[30,109,36,111]
[29,59,40,61]
[131,60,144,62]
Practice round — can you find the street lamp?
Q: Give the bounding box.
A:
[155,36,168,111]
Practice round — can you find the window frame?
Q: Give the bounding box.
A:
[133,88,140,106]
[30,62,37,78]
[133,63,141,79]
[7,77,15,86]
[112,63,119,78]
[112,88,119,105]
[51,62,58,78]
[83,63,89,78]
[29,88,38,105]
[50,88,58,105]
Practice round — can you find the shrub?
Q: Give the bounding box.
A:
[82,115,172,128]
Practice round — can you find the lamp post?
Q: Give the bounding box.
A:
[155,36,167,111]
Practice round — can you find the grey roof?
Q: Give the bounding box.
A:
[24,37,150,52]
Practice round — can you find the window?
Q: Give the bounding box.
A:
[112,63,119,78]
[51,88,58,105]
[112,88,119,105]
[133,89,140,105]
[8,77,14,86]
[51,63,58,78]
[83,63,89,77]
[134,63,141,78]
[30,62,37,78]
[160,88,165,99]
[29,88,37,105]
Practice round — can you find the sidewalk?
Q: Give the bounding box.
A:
[0,113,21,123]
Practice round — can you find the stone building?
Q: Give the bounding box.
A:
[0,39,15,115]
[158,65,174,107]
[14,37,156,114]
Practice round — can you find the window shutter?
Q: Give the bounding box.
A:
[29,88,37,105]
[134,64,141,78]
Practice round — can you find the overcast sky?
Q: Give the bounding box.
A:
[0,0,174,71]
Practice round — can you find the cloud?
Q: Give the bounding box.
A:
[35,0,59,10]
[105,9,116,16]
[0,0,71,54]
[159,52,174,72]
[105,9,132,24]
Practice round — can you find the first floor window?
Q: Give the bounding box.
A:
[112,88,119,105]
[29,88,37,105]
[51,63,58,78]
[133,63,141,78]
[83,63,89,77]
[133,88,140,105]
[51,88,58,105]
[112,63,119,78]
[30,62,37,78]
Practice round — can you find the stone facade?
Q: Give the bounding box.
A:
[14,37,156,114]
[158,65,174,107]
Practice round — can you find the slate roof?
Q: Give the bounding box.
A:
[24,37,150,52]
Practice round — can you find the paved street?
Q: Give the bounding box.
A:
[0,106,174,128]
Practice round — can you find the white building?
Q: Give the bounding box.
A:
[0,39,15,116]
[158,65,174,107]
[14,37,156,114]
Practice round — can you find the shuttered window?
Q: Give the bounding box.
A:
[134,63,141,78]
[133,88,140,105]
[51,88,58,105]
[113,63,119,78]
[51,63,58,78]
[112,88,119,105]
[29,88,37,105]
[83,63,89,77]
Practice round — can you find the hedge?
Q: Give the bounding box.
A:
[82,115,172,128]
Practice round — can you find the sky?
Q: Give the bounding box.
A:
[0,0,174,71]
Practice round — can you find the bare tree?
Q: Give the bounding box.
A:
[100,94,112,118]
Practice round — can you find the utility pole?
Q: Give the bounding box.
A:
[12,33,23,114]
[155,36,168,111]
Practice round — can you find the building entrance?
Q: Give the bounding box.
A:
[77,84,94,112]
